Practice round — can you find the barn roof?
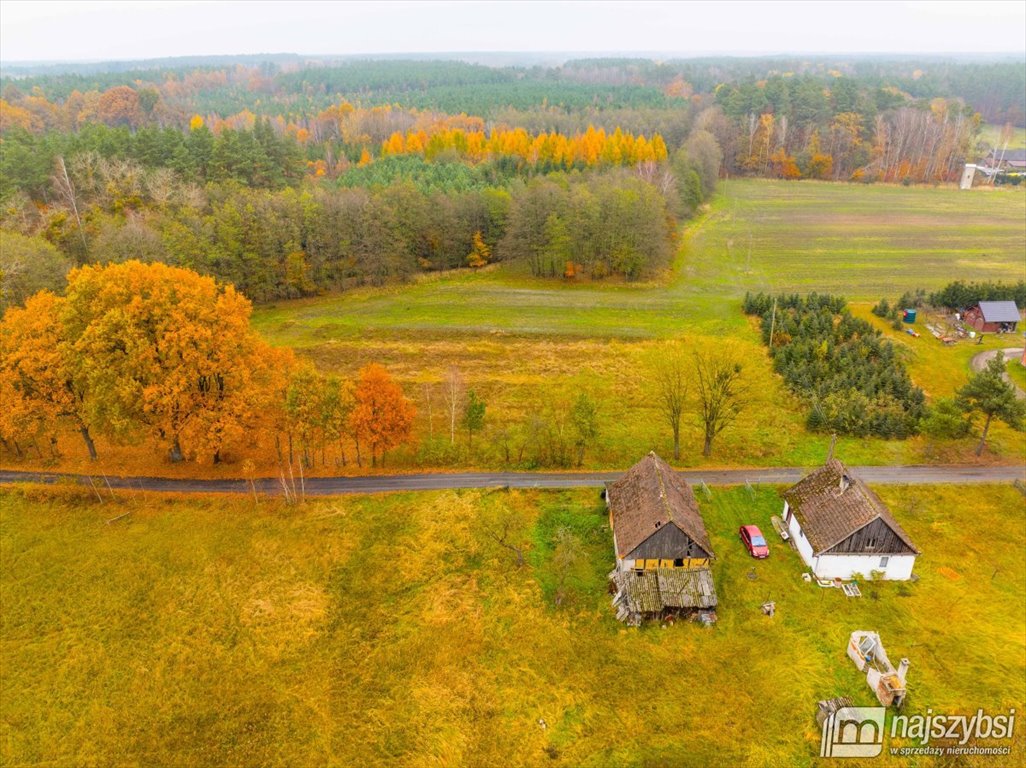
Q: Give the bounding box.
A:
[782,459,919,556]
[610,567,718,619]
[977,301,1021,323]
[987,148,1026,163]
[605,452,714,560]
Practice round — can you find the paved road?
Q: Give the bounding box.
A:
[1,464,1023,496]
[970,347,1026,400]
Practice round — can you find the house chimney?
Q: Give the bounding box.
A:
[897,658,910,684]
[839,473,851,494]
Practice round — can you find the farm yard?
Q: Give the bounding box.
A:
[2,482,1023,767]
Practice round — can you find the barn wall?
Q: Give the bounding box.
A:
[626,523,709,561]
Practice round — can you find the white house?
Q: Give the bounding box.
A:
[782,459,919,581]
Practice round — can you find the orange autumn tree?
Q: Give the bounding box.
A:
[467,231,491,268]
[348,363,415,467]
[62,260,280,463]
[0,291,98,460]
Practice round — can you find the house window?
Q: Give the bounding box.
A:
[879,557,889,568]
[673,558,684,568]
[866,537,877,550]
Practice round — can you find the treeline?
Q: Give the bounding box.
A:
[711,76,979,182]
[927,280,1026,310]
[0,121,306,201]
[4,56,1021,192]
[744,292,926,438]
[870,280,1026,323]
[0,261,416,467]
[5,56,1021,128]
[0,153,692,301]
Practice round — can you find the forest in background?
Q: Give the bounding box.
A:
[1,54,1023,305]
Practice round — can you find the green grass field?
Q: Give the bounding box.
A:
[2,483,1023,766]
[5,180,1022,476]
[253,180,1026,343]
[1007,356,1026,391]
[245,180,1026,470]
[980,123,1026,151]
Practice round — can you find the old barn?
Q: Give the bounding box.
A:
[782,459,920,581]
[964,301,1021,333]
[605,452,717,624]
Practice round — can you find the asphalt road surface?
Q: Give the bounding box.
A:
[1,464,1023,496]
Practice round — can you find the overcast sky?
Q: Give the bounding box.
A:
[2,1,1024,62]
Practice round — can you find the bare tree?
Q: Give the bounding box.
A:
[442,366,464,445]
[422,382,435,441]
[693,348,749,457]
[52,156,87,252]
[652,342,689,460]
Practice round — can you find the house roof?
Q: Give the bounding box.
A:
[987,148,1026,163]
[977,301,1021,323]
[606,452,714,559]
[782,459,919,556]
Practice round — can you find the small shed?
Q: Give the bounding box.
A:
[964,301,1021,333]
[605,452,717,623]
[781,459,920,581]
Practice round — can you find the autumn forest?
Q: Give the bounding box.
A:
[1,54,1024,469]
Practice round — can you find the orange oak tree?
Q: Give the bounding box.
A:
[62,260,280,463]
[0,291,98,459]
[348,363,415,467]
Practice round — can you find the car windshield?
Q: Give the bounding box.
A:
[751,536,767,546]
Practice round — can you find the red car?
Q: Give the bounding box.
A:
[739,525,770,559]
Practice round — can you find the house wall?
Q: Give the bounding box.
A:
[814,554,916,581]
[783,501,818,571]
[782,501,916,580]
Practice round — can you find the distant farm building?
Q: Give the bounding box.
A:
[605,452,717,625]
[982,148,1026,173]
[782,459,920,581]
[964,301,1021,333]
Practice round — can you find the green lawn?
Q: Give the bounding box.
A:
[2,484,1023,766]
[1008,356,1026,391]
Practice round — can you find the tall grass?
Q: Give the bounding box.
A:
[2,484,1023,766]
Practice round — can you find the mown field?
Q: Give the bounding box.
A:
[2,483,1023,767]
